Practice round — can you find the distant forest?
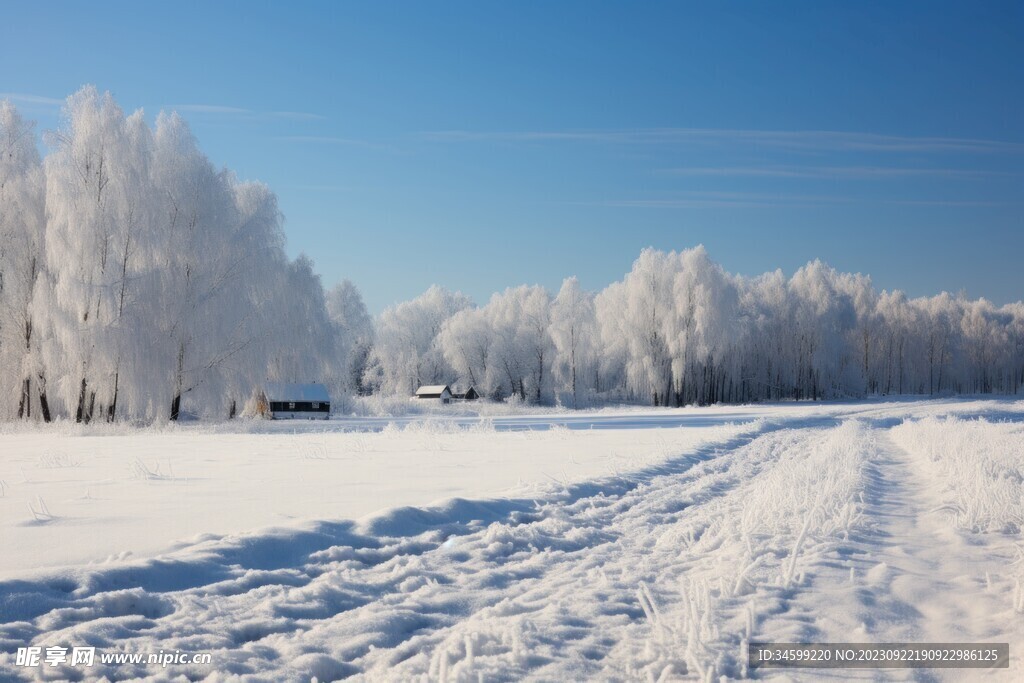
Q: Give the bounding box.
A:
[2,88,1022,422]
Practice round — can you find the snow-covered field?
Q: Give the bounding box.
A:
[0,398,1022,681]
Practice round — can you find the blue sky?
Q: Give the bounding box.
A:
[2,1,1021,311]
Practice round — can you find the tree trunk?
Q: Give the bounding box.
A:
[37,374,52,422]
[928,344,935,395]
[171,340,186,421]
[570,344,577,409]
[18,378,31,419]
[75,377,88,423]
[18,316,35,419]
[535,351,544,403]
[85,391,97,424]
[107,371,120,422]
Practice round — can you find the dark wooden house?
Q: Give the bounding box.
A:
[257,382,331,419]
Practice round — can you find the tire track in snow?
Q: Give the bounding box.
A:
[585,419,879,681]
[0,418,800,682]
[755,424,1023,682]
[6,413,1013,682]
[305,420,864,681]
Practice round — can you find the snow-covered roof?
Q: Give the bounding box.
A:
[263,382,331,402]
[415,385,451,396]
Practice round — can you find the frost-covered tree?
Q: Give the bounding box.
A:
[916,293,955,395]
[593,280,629,399]
[148,113,279,419]
[437,285,557,404]
[875,290,916,396]
[364,285,471,395]
[1004,302,1024,395]
[0,101,48,420]
[467,285,552,402]
[619,249,676,405]
[786,261,858,400]
[959,298,1008,394]
[326,279,374,395]
[516,285,553,402]
[438,306,493,395]
[262,255,340,407]
[10,87,345,422]
[587,247,1023,405]
[37,87,143,422]
[667,246,740,405]
[550,277,597,407]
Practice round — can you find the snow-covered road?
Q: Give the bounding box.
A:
[0,399,1021,681]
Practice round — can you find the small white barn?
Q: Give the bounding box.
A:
[257,382,331,419]
[415,385,453,403]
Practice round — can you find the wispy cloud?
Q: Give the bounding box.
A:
[167,104,326,121]
[423,128,1024,154]
[884,199,1019,207]
[265,111,326,122]
[171,104,250,115]
[598,198,787,208]
[587,191,1021,209]
[289,183,357,192]
[274,135,397,153]
[0,93,63,106]
[277,135,373,145]
[661,165,1007,179]
[590,191,853,209]
[0,96,328,124]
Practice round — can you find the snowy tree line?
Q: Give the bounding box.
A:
[0,88,364,422]
[2,88,1021,422]
[362,248,1024,407]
